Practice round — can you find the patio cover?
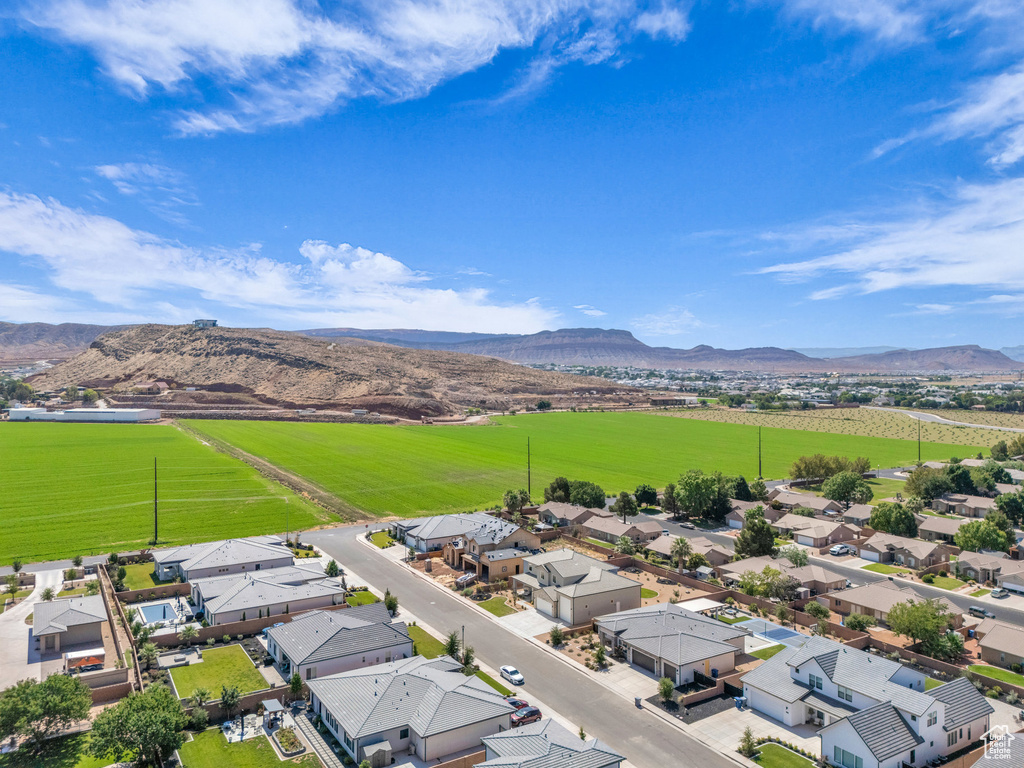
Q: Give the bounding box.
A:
[261,699,285,713]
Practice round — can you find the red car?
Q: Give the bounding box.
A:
[511,706,542,727]
[504,697,530,710]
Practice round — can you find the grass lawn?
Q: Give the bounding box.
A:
[863,563,913,575]
[969,665,1024,687]
[57,587,88,597]
[752,644,786,661]
[753,743,816,768]
[803,476,907,502]
[478,596,516,617]
[925,677,944,691]
[476,670,513,696]
[0,732,116,768]
[971,589,992,597]
[640,588,658,599]
[370,531,397,548]
[585,538,614,549]
[345,591,380,607]
[927,576,966,591]
[120,562,171,592]
[408,624,446,658]
[184,412,979,518]
[169,644,267,701]
[718,615,748,625]
[178,729,321,768]
[0,423,327,565]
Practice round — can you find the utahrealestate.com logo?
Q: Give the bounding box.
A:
[983,725,1015,760]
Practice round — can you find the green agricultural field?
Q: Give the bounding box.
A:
[187,412,982,518]
[0,423,327,566]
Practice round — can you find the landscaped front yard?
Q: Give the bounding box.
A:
[863,563,912,575]
[369,531,397,548]
[405,625,511,694]
[179,729,321,768]
[753,743,816,768]
[927,575,966,591]
[120,562,171,592]
[345,590,380,607]
[169,644,267,700]
[970,588,991,597]
[969,664,1024,688]
[478,596,516,617]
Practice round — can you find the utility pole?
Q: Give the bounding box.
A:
[527,437,532,496]
[758,426,762,479]
[153,457,158,545]
[917,419,922,465]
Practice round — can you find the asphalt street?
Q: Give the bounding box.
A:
[305,524,740,768]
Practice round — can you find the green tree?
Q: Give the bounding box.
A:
[190,687,210,708]
[360,761,373,768]
[805,602,830,621]
[63,385,78,403]
[444,630,461,659]
[779,545,808,567]
[732,476,753,501]
[178,625,198,649]
[3,575,17,601]
[735,508,776,558]
[775,605,790,625]
[992,440,1010,461]
[220,685,241,721]
[904,466,953,500]
[845,613,875,632]
[325,559,340,577]
[995,491,1024,526]
[81,389,99,405]
[609,491,638,523]
[946,464,977,495]
[887,599,954,645]
[10,560,21,574]
[72,555,83,568]
[670,537,692,567]
[869,502,918,537]
[548,625,565,646]
[503,488,531,513]
[0,674,91,748]
[543,477,571,503]
[289,672,303,698]
[738,726,758,758]
[634,483,658,507]
[674,470,718,520]
[37,586,54,601]
[822,471,873,509]
[88,685,187,767]
[658,677,675,703]
[593,643,606,666]
[536,399,552,410]
[749,478,769,502]
[569,481,606,509]
[686,552,710,570]
[985,509,1016,545]
[615,536,636,555]
[661,482,680,517]
[955,519,1010,552]
[139,642,158,671]
[384,590,399,614]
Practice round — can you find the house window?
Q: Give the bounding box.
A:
[947,732,958,747]
[927,711,937,727]
[834,747,863,768]
[400,728,409,739]
[837,685,853,703]
[809,674,823,690]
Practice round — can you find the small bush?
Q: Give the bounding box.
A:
[206,638,214,647]
[222,634,231,644]
[986,688,1001,699]
[922,574,935,584]
[190,708,209,731]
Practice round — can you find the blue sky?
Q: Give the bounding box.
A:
[2,1,1024,350]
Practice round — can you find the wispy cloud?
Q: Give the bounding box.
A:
[94,162,198,224]
[773,0,928,44]
[573,304,607,317]
[630,306,704,335]
[0,191,559,332]
[24,0,695,134]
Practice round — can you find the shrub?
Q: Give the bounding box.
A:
[658,677,675,703]
[236,634,243,641]
[738,727,758,758]
[986,688,1001,698]
[190,708,209,731]
[222,635,231,644]
[549,626,565,646]
[206,638,214,647]
[922,574,935,584]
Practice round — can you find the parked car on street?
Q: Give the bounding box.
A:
[661,529,670,536]
[500,665,525,686]
[968,605,995,619]
[511,706,542,727]
[680,522,695,529]
[504,696,530,710]
[829,544,852,556]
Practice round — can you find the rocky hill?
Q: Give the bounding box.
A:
[27,325,624,417]
[0,322,128,363]
[824,345,1021,373]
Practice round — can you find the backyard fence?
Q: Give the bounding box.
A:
[116,582,191,603]
[149,601,353,648]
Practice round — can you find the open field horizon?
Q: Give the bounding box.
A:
[186,411,984,518]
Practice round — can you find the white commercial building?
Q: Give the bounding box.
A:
[8,407,161,422]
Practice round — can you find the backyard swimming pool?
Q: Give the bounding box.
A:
[139,601,177,625]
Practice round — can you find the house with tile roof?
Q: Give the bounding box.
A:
[582,516,662,545]
[818,581,963,628]
[726,500,781,529]
[956,551,1024,593]
[393,512,538,553]
[840,504,875,527]
[741,637,992,768]
[767,491,844,514]
[512,549,641,625]
[193,568,348,626]
[595,604,749,685]
[33,595,106,653]
[855,533,955,569]
[441,516,540,581]
[717,556,847,595]
[152,536,293,582]
[917,516,970,544]
[645,534,732,567]
[772,514,861,548]
[974,618,1024,671]
[932,494,997,518]
[475,719,624,768]
[307,655,515,763]
[266,603,412,681]
[536,501,612,528]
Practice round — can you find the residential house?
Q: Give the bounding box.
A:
[191,562,328,609]
[773,514,861,548]
[392,512,538,553]
[596,604,749,685]
[819,582,963,628]
[307,655,515,763]
[855,533,954,569]
[194,571,348,626]
[932,494,997,518]
[841,505,874,527]
[152,536,292,582]
[645,534,732,567]
[476,720,624,768]
[976,735,1023,765]
[717,556,847,595]
[583,516,662,545]
[917,516,970,544]
[727,502,782,529]
[741,636,991,768]
[536,501,611,528]
[768,491,844,514]
[956,552,1024,592]
[33,595,106,653]
[974,618,1024,670]
[512,549,641,625]
[266,603,412,681]
[441,517,540,580]
[995,483,1018,496]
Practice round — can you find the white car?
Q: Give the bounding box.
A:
[500,665,525,686]
[662,529,670,536]
[991,588,1009,598]
[829,544,851,556]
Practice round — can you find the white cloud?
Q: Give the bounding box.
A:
[573,304,607,316]
[0,191,559,332]
[759,176,1024,297]
[94,161,198,223]
[912,303,955,314]
[25,0,695,134]
[774,0,927,43]
[630,306,704,335]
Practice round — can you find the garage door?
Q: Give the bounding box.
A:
[662,663,678,684]
[859,549,880,562]
[535,597,555,617]
[558,597,573,624]
[729,519,743,529]
[632,650,657,673]
[745,686,789,723]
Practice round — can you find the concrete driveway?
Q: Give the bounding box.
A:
[497,604,566,639]
[0,569,64,688]
[698,707,821,756]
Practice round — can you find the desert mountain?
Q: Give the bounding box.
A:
[27,325,624,417]
[0,322,128,363]
[823,345,1022,373]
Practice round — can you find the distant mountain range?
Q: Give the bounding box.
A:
[3,321,1023,374]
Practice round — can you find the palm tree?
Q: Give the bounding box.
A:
[670,537,692,567]
[179,625,199,649]
[40,587,55,602]
[139,642,158,670]
[191,687,210,708]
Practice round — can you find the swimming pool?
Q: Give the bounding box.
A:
[734,618,808,647]
[139,602,177,625]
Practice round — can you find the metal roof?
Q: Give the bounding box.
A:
[267,604,411,665]
[478,719,624,768]
[33,595,106,637]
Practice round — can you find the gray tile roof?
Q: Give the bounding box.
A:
[399,512,519,544]
[478,719,623,768]
[859,533,946,560]
[930,677,994,731]
[267,604,410,665]
[597,603,747,667]
[830,581,959,618]
[205,573,346,616]
[153,537,289,572]
[193,562,326,602]
[838,702,923,761]
[307,656,514,740]
[740,646,810,703]
[977,734,1024,764]
[557,567,637,599]
[485,548,529,563]
[33,595,106,637]
[524,550,615,582]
